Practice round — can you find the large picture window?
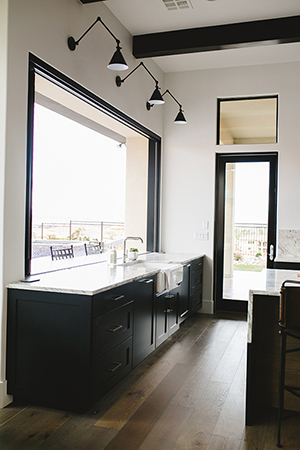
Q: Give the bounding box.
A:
[25,55,161,276]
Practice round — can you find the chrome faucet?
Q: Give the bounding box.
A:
[123,236,143,263]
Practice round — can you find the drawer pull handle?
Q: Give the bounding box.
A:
[164,308,173,313]
[140,278,154,284]
[108,324,123,333]
[108,362,122,372]
[111,295,125,301]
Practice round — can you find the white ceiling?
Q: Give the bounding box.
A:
[35,74,141,139]
[104,0,300,72]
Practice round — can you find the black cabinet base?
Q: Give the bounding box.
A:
[7,259,203,413]
[11,394,90,414]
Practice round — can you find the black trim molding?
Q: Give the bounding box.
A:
[79,1,106,3]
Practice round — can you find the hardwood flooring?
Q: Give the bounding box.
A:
[1,313,300,449]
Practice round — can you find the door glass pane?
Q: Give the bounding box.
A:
[222,162,269,300]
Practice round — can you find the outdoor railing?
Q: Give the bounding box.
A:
[32,220,125,243]
[234,223,267,257]
[32,220,125,259]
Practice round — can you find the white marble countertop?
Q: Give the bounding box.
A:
[249,268,300,296]
[7,252,203,296]
[247,268,300,342]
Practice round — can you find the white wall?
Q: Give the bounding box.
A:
[161,61,300,312]
[125,137,148,253]
[0,0,164,407]
[0,0,9,408]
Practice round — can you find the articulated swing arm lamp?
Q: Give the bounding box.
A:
[116,62,164,105]
[67,16,128,71]
[147,89,187,124]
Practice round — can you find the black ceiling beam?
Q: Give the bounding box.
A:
[79,0,106,4]
[133,15,300,59]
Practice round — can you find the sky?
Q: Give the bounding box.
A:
[33,104,269,229]
[32,104,126,225]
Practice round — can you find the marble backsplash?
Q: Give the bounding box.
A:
[276,229,300,262]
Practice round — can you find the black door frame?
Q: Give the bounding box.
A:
[214,152,278,313]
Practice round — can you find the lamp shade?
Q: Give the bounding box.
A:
[107,47,128,71]
[148,86,165,105]
[174,109,187,124]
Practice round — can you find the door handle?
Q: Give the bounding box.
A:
[111,295,125,301]
[108,362,122,372]
[269,244,274,261]
[108,324,123,333]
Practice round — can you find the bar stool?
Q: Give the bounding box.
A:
[277,280,300,448]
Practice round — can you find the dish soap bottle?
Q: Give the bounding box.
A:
[107,246,117,267]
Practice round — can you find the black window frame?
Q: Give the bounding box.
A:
[216,95,279,146]
[25,53,161,276]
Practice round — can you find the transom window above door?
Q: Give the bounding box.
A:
[217,96,278,145]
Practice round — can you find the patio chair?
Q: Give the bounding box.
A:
[50,245,74,261]
[84,242,102,256]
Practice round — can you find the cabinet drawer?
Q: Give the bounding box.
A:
[191,278,202,294]
[93,302,133,360]
[192,258,203,270]
[191,286,202,309]
[93,282,133,318]
[92,337,132,396]
[191,268,202,285]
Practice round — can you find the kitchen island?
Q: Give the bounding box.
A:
[6,252,204,412]
[246,268,300,425]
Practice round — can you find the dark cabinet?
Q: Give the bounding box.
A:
[6,256,203,412]
[155,287,179,348]
[6,289,93,412]
[178,263,191,324]
[190,257,203,313]
[92,336,132,403]
[133,276,156,368]
[7,281,134,412]
[93,302,133,360]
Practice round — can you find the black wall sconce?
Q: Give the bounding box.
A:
[67,16,128,71]
[147,89,187,124]
[116,62,165,105]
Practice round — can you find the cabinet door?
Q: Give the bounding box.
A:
[133,276,156,367]
[167,288,179,334]
[156,292,168,348]
[190,257,203,313]
[178,263,191,323]
[6,289,92,412]
[155,289,179,348]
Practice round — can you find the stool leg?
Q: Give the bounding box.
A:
[277,330,286,448]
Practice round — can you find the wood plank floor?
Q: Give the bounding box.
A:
[1,313,300,450]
